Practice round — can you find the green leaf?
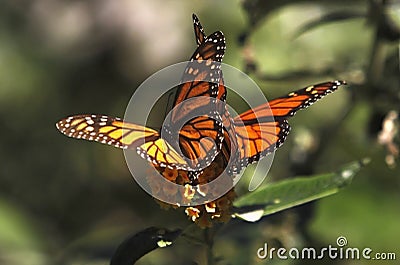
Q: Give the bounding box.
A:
[233,159,369,222]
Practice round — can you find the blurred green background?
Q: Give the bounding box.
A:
[0,0,399,264]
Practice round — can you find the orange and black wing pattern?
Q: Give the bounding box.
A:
[56,114,191,169]
[193,14,207,46]
[165,29,226,171]
[191,14,241,174]
[232,80,346,167]
[264,80,345,119]
[171,30,225,122]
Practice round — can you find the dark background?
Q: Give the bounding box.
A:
[0,1,399,264]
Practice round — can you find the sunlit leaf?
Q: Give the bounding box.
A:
[233,159,369,222]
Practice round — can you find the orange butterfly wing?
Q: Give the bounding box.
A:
[193,14,207,46]
[163,30,226,171]
[56,115,190,169]
[192,14,241,174]
[232,80,346,166]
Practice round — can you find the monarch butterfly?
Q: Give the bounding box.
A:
[57,27,226,172]
[57,15,347,178]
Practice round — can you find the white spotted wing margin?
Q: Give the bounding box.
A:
[56,114,194,170]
